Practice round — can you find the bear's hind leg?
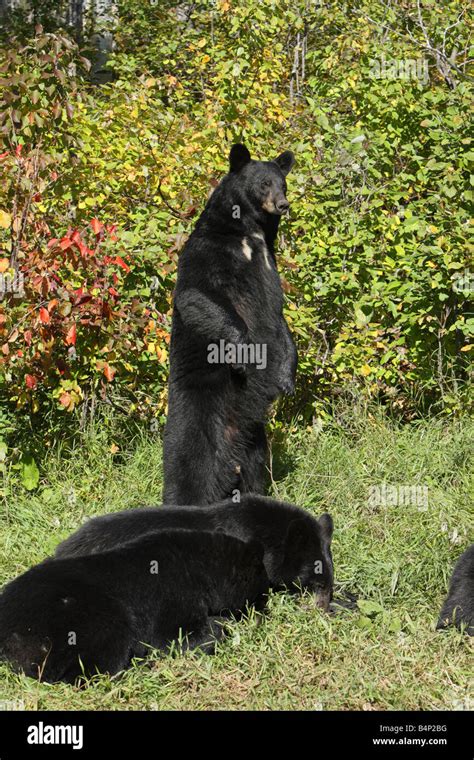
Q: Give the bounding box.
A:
[238,422,268,495]
[183,616,227,654]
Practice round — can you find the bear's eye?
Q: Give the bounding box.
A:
[261,179,271,188]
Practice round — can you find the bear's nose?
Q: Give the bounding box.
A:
[276,199,289,214]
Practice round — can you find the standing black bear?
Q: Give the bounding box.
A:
[0,530,269,683]
[163,144,297,505]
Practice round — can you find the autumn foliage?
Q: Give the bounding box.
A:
[0,2,472,458]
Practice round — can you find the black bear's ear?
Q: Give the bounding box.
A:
[318,513,333,545]
[229,143,251,172]
[274,150,295,176]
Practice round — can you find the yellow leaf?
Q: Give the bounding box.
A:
[460,344,472,352]
[0,258,9,273]
[360,364,372,376]
[0,211,11,228]
[156,347,168,362]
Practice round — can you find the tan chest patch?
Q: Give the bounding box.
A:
[252,232,271,270]
[242,237,252,260]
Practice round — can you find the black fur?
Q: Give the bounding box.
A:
[163,144,297,505]
[0,530,269,683]
[56,494,334,609]
[437,544,474,635]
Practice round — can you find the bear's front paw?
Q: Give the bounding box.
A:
[227,331,250,375]
[231,360,247,376]
[278,376,295,395]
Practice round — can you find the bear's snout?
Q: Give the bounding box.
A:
[314,586,332,613]
[275,198,290,214]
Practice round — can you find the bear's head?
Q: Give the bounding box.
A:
[279,513,334,611]
[229,143,295,215]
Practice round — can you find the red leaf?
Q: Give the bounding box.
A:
[103,363,116,382]
[108,287,119,297]
[106,223,118,241]
[41,277,50,297]
[114,256,130,273]
[59,392,71,408]
[65,323,77,346]
[70,230,88,256]
[0,152,9,160]
[90,218,103,235]
[47,238,59,248]
[39,307,50,324]
[59,236,73,251]
[25,374,37,389]
[75,294,92,306]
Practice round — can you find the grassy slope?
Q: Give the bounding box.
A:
[0,411,472,711]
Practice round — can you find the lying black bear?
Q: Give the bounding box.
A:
[56,494,334,611]
[437,544,474,636]
[163,144,297,505]
[0,530,268,683]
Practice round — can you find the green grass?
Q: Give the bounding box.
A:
[0,410,472,710]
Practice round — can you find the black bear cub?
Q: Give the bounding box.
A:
[437,544,474,635]
[56,494,334,611]
[0,530,269,683]
[163,144,297,505]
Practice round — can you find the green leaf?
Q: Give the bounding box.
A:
[20,454,40,491]
[357,600,383,617]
